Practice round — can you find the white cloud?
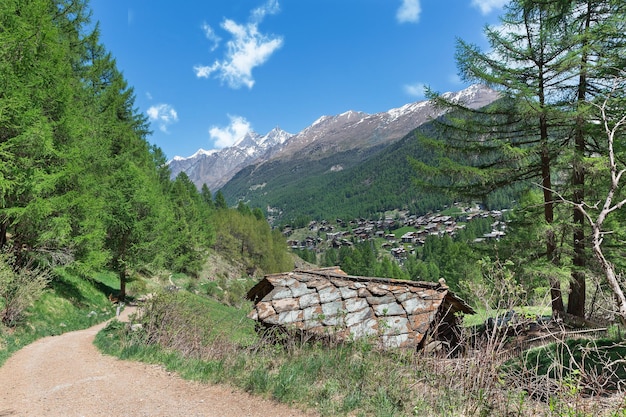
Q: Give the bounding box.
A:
[251,0,280,23]
[209,115,252,148]
[147,104,178,133]
[194,0,283,89]
[471,0,508,15]
[397,0,421,24]
[202,23,221,51]
[404,82,426,97]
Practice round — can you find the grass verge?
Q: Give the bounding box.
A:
[95,290,626,416]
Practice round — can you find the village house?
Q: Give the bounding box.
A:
[247,267,474,349]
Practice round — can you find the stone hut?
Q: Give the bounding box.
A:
[246,267,474,349]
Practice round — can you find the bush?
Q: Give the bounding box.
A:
[0,251,50,326]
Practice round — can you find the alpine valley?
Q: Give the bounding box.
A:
[168,85,500,224]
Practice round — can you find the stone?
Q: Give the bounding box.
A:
[322,315,343,327]
[344,297,368,313]
[296,274,312,282]
[331,278,351,287]
[387,285,407,294]
[379,316,409,335]
[349,318,378,338]
[321,300,344,317]
[319,286,341,303]
[299,292,320,309]
[368,284,389,296]
[357,288,372,298]
[269,286,293,300]
[272,297,299,313]
[264,314,279,325]
[374,302,406,317]
[278,310,302,324]
[303,305,323,321]
[345,307,373,327]
[366,295,396,305]
[339,286,358,299]
[291,281,316,298]
[409,312,434,333]
[306,278,332,290]
[395,292,412,303]
[256,301,276,320]
[272,277,296,287]
[381,333,410,348]
[401,297,429,315]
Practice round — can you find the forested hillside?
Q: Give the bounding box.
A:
[221,118,519,226]
[0,0,291,327]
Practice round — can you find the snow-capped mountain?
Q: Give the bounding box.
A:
[168,127,292,191]
[274,84,499,160]
[168,85,499,192]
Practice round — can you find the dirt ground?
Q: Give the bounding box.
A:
[0,307,315,417]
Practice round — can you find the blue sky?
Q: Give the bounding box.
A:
[89,0,508,160]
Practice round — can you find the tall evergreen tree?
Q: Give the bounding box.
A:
[413,0,626,318]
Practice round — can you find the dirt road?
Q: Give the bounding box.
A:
[0,308,314,417]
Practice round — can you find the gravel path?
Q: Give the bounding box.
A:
[0,308,315,417]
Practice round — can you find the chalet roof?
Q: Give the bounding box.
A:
[247,267,474,349]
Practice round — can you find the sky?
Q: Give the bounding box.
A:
[89,0,509,160]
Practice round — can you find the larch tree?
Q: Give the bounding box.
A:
[414,0,574,315]
[413,0,626,319]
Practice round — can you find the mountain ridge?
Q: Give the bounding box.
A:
[168,85,500,193]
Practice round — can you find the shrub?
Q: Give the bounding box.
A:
[0,251,50,326]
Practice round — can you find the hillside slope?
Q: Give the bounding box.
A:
[221,121,450,223]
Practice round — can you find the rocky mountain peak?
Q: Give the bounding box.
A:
[168,84,499,192]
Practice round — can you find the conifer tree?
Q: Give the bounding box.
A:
[414,0,625,317]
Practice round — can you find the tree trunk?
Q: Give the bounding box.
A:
[592,235,626,325]
[540,114,564,315]
[0,220,6,248]
[568,3,591,319]
[119,267,126,302]
[569,133,586,317]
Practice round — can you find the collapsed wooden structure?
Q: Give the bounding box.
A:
[247,267,474,349]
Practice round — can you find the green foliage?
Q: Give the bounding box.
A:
[135,291,256,353]
[0,0,219,299]
[165,173,214,276]
[504,337,626,405]
[212,208,292,275]
[214,190,228,210]
[0,251,50,326]
[292,248,317,264]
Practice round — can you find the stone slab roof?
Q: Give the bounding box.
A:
[247,267,474,349]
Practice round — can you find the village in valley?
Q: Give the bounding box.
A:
[283,203,508,261]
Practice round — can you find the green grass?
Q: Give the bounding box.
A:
[0,269,117,366]
[439,206,464,216]
[95,289,626,416]
[390,226,419,238]
[462,305,552,327]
